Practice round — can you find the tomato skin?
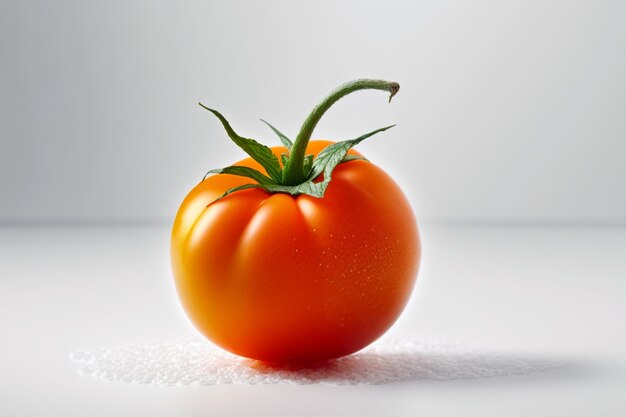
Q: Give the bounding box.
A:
[171,141,420,363]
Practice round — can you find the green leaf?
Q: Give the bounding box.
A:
[280,153,289,167]
[307,125,395,182]
[264,182,326,198]
[212,181,321,203]
[204,165,277,186]
[260,119,293,150]
[302,154,314,178]
[208,126,394,201]
[199,103,283,182]
[341,154,369,163]
[212,183,265,204]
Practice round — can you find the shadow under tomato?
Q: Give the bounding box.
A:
[241,349,565,384]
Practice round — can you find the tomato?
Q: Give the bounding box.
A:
[171,79,420,363]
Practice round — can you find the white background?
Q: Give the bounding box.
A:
[1,0,625,223]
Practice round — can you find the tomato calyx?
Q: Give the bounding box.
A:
[199,79,399,202]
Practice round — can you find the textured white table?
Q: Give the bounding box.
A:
[1,223,625,416]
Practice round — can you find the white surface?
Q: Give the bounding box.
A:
[2,0,626,222]
[70,339,559,386]
[1,223,625,416]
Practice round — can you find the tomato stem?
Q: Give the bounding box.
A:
[281,79,399,185]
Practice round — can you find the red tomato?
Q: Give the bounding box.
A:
[171,140,420,363]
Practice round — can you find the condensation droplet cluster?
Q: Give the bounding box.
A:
[69,339,560,386]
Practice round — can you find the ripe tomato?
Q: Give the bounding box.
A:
[171,140,420,363]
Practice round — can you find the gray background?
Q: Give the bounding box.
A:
[2,0,625,224]
[2,2,626,416]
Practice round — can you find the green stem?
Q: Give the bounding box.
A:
[281,79,399,185]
